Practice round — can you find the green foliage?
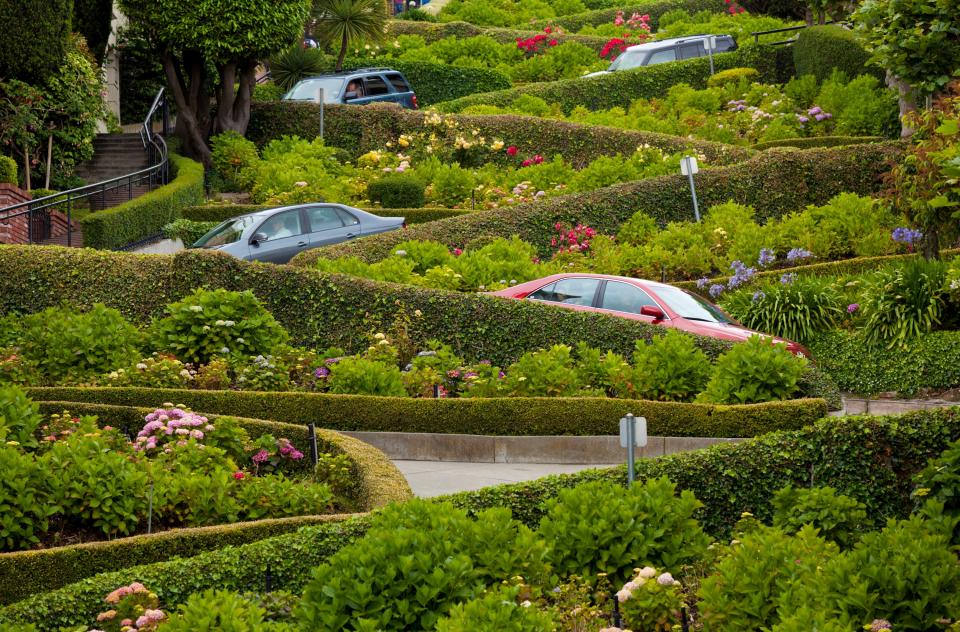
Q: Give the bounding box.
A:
[162,218,218,246]
[15,305,142,384]
[0,0,72,84]
[81,154,205,250]
[861,258,947,349]
[367,173,425,208]
[912,438,960,544]
[326,357,407,397]
[722,277,842,344]
[616,565,685,631]
[269,45,327,92]
[0,157,16,185]
[499,345,584,397]
[631,330,712,401]
[210,132,260,192]
[397,7,438,21]
[707,67,760,88]
[537,478,710,585]
[699,525,838,631]
[793,25,878,84]
[313,0,388,71]
[150,288,288,365]
[772,486,868,548]
[160,589,275,631]
[297,499,547,630]
[435,586,555,632]
[0,385,43,449]
[699,335,807,404]
[0,446,51,551]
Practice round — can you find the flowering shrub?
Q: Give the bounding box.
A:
[550,221,596,254]
[135,407,213,453]
[616,566,685,632]
[156,589,271,632]
[96,582,165,632]
[721,276,842,344]
[436,585,556,632]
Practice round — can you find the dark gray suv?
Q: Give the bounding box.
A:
[283,68,419,109]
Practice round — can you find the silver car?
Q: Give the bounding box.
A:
[192,203,405,264]
[584,34,737,77]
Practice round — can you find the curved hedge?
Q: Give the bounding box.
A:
[302,142,903,264]
[0,402,410,605]
[3,407,958,630]
[386,20,611,53]
[181,204,470,225]
[528,0,726,31]
[80,153,204,250]
[247,102,753,167]
[793,25,881,84]
[752,135,885,150]
[26,387,829,438]
[435,45,778,114]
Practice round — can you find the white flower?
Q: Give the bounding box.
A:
[236,337,245,344]
[202,325,210,332]
[521,600,531,607]
[656,572,675,586]
[395,250,407,256]
[637,567,657,579]
[189,305,203,312]
[219,347,230,354]
[374,333,386,340]
[136,363,148,370]
[616,589,632,602]
[215,320,225,326]
[224,320,235,327]
[179,369,191,379]
[294,181,308,187]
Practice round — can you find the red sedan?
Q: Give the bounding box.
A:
[488,273,811,357]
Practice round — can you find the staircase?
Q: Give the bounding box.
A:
[73,134,155,211]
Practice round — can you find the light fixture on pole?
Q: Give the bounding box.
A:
[619,413,648,484]
[703,35,716,75]
[680,155,701,222]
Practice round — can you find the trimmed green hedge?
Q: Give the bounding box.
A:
[0,156,17,185]
[247,102,753,167]
[0,0,71,84]
[808,330,960,397]
[304,142,903,263]
[0,246,733,365]
[793,25,881,84]
[386,20,611,53]
[25,387,829,438]
[529,0,726,31]
[3,407,958,629]
[0,401,410,605]
[181,204,468,225]
[80,154,204,250]
[435,45,779,114]
[752,136,884,150]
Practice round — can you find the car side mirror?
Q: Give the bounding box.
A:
[250,232,268,246]
[640,305,665,320]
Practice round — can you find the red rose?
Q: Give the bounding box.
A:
[549,39,558,46]
[506,145,518,156]
[521,159,532,167]
[544,26,552,34]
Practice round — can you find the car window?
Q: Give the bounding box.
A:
[528,278,601,306]
[647,48,677,64]
[678,42,703,60]
[193,216,256,247]
[334,207,360,226]
[655,285,734,324]
[306,206,345,232]
[715,37,736,52]
[257,211,303,240]
[385,73,410,92]
[364,75,391,96]
[609,50,646,71]
[600,281,658,314]
[285,77,345,103]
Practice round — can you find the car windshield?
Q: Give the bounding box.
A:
[654,285,735,324]
[285,77,345,103]
[193,216,257,248]
[608,50,646,71]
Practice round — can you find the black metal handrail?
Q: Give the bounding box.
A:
[0,88,171,248]
[751,20,842,45]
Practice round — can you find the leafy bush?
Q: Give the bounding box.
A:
[325,357,407,397]
[793,25,878,84]
[158,589,276,631]
[499,344,583,397]
[861,258,947,348]
[722,276,842,344]
[162,218,218,246]
[771,486,868,548]
[698,335,807,404]
[0,446,51,551]
[631,330,712,401]
[435,586,556,632]
[367,173,425,208]
[150,288,288,365]
[912,438,960,544]
[616,565,685,631]
[0,385,43,449]
[707,67,759,87]
[537,478,710,585]
[0,156,16,185]
[15,304,142,384]
[210,132,260,192]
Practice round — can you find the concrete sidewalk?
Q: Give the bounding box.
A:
[393,460,617,497]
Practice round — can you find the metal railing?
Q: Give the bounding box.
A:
[0,88,171,247]
[751,20,842,46]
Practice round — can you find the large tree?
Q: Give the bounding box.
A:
[854,0,960,136]
[118,0,311,164]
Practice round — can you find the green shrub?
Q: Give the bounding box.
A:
[397,7,438,21]
[0,385,43,449]
[435,586,556,632]
[366,173,425,208]
[159,589,275,631]
[698,525,838,631]
[771,486,868,548]
[793,25,879,84]
[537,478,710,585]
[16,304,142,384]
[861,258,947,349]
[0,446,51,551]
[162,218,218,246]
[80,154,205,250]
[698,335,807,404]
[150,288,288,365]
[707,67,760,88]
[210,131,260,192]
[0,156,16,185]
[721,277,842,344]
[912,438,960,544]
[269,45,326,92]
[252,81,285,102]
[631,330,712,401]
[326,357,407,397]
[297,499,547,630]
[0,0,71,84]
[752,135,883,150]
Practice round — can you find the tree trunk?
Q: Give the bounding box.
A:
[336,30,348,72]
[212,59,257,137]
[161,50,213,166]
[23,143,30,191]
[45,134,53,190]
[886,71,919,138]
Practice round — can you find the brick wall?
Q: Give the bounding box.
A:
[0,184,31,244]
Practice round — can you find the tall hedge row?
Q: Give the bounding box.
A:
[27,387,828,438]
[181,203,469,225]
[793,25,881,84]
[386,20,611,53]
[3,407,958,630]
[247,102,754,167]
[529,0,726,31]
[80,154,205,250]
[303,142,903,263]
[0,246,732,364]
[0,0,72,84]
[435,45,780,114]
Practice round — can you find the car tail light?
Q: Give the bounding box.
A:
[411,94,419,109]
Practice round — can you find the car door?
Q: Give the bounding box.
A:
[351,74,396,106]
[596,280,665,323]
[306,205,355,248]
[645,47,678,66]
[384,72,415,108]
[677,42,704,60]
[526,277,603,313]
[249,209,308,263]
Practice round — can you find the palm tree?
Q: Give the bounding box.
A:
[312,0,388,72]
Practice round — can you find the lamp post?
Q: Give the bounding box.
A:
[703,35,716,75]
[680,155,701,222]
[620,413,648,484]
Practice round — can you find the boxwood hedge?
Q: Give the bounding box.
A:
[304,142,903,263]
[386,20,611,53]
[26,387,829,438]
[247,102,753,167]
[793,25,881,84]
[752,135,885,150]
[80,154,204,250]
[529,0,726,31]
[435,45,779,114]
[3,407,958,630]
[180,204,469,225]
[0,401,410,605]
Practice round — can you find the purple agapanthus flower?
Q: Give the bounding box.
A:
[727,260,756,289]
[780,273,797,285]
[785,248,813,262]
[709,284,725,298]
[847,303,859,314]
[891,227,923,245]
[757,248,775,267]
[696,277,710,289]
[314,366,330,378]
[752,290,766,303]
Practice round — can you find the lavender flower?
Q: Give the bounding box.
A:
[696,277,710,289]
[780,273,796,285]
[870,620,892,632]
[891,227,923,244]
[757,248,775,267]
[786,248,813,262]
[314,366,330,378]
[727,260,756,289]
[709,284,725,299]
[752,290,766,303]
[847,303,859,314]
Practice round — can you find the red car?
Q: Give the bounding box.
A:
[488,273,811,358]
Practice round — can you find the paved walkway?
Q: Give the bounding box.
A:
[393,460,617,497]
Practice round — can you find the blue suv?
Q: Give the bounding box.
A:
[283,68,418,109]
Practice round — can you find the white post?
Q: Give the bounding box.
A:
[704,36,716,76]
[680,156,701,222]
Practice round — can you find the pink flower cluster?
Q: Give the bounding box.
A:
[105,582,148,604]
[551,222,597,253]
[136,407,213,451]
[724,0,747,13]
[278,438,305,460]
[614,9,651,30]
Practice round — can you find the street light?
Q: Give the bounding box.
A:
[680,156,701,222]
[619,413,648,485]
[703,35,716,75]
